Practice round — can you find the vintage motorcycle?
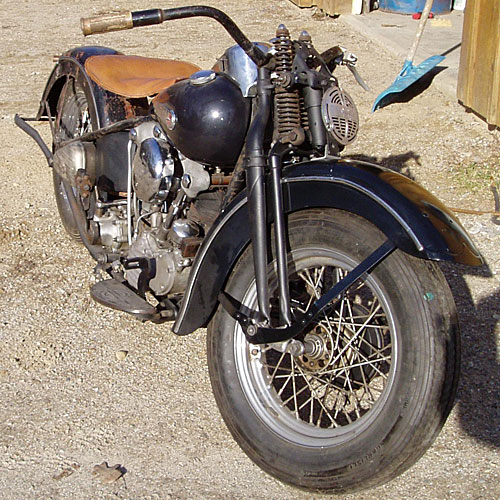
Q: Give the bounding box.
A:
[16,5,483,493]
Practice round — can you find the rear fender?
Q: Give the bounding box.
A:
[173,158,482,336]
[36,46,149,129]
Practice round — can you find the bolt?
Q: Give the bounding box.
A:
[276,24,289,37]
[181,174,192,189]
[299,30,311,42]
[153,125,163,138]
[251,349,259,356]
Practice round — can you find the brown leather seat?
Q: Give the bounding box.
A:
[85,55,201,98]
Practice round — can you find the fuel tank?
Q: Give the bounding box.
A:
[152,71,251,166]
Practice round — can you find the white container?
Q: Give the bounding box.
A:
[454,0,467,10]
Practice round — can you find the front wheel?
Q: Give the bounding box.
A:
[207,209,459,493]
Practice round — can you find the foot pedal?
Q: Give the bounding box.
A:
[90,279,159,321]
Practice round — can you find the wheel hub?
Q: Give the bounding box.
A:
[297,329,332,372]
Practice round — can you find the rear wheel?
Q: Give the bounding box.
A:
[207,209,459,493]
[53,78,96,242]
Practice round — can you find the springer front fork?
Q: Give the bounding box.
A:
[220,67,396,346]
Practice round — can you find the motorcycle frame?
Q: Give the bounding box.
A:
[173,156,483,337]
[16,6,483,343]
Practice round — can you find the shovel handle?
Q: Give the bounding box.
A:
[407,0,434,63]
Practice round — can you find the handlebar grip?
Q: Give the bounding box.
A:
[81,12,133,36]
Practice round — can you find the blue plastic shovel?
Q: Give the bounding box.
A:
[372,0,445,112]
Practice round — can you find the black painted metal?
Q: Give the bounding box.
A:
[269,142,293,326]
[244,67,273,322]
[154,74,251,166]
[246,166,270,322]
[284,159,483,265]
[36,47,149,129]
[59,116,148,147]
[36,47,119,127]
[303,87,327,150]
[95,131,130,194]
[173,158,483,336]
[14,115,54,166]
[132,9,163,27]
[157,6,269,67]
[241,240,396,344]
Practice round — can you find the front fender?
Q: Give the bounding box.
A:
[284,158,482,264]
[173,158,482,335]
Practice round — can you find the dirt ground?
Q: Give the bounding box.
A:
[1,0,499,499]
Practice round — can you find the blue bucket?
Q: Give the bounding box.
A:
[378,0,453,14]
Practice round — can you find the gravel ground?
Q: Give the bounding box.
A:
[0,1,499,498]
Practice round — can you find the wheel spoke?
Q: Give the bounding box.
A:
[295,363,339,427]
[274,274,389,425]
[241,256,395,435]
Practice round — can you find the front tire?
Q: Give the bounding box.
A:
[207,209,459,493]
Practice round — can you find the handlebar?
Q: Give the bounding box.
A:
[81,11,134,35]
[81,6,269,67]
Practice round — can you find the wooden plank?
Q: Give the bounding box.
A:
[488,7,500,125]
[290,0,314,7]
[288,0,352,16]
[457,0,500,127]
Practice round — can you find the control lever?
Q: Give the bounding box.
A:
[340,48,370,92]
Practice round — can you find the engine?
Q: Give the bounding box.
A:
[113,120,213,297]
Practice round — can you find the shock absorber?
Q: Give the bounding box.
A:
[272,25,301,140]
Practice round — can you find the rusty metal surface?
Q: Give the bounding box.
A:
[75,169,92,198]
[37,47,149,129]
[210,173,232,185]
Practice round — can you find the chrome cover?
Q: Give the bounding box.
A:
[52,141,96,186]
[131,121,175,202]
[218,43,269,97]
[321,86,359,146]
[170,218,200,245]
[190,70,216,86]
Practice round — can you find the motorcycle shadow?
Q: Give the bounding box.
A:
[345,152,422,178]
[346,152,500,449]
[441,261,500,449]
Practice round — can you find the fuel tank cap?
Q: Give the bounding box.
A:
[190,70,216,86]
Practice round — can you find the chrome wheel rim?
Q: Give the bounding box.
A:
[234,247,398,447]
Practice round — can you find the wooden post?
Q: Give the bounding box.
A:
[457,0,500,127]
[287,0,352,16]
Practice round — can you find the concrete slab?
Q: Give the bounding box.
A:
[342,9,464,100]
